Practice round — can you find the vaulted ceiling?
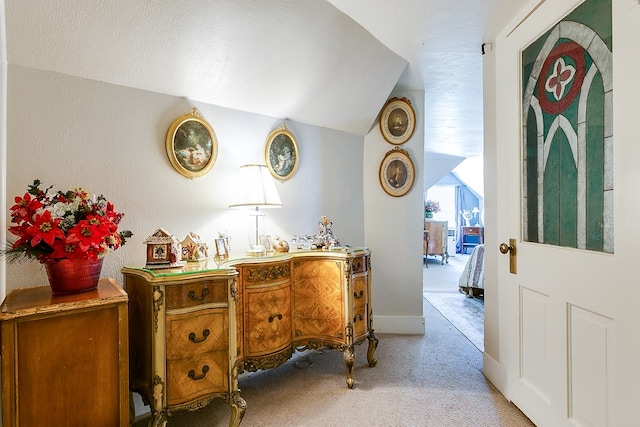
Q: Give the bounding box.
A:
[5,0,528,162]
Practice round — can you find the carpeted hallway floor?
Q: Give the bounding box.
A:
[132,264,535,426]
[423,253,485,351]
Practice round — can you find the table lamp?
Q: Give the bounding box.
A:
[472,207,480,226]
[229,164,282,256]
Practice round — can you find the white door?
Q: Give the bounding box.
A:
[494,0,640,426]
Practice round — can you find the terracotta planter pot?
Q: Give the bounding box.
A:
[44,258,104,295]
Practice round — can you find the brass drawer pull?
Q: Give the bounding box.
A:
[353,314,364,323]
[354,290,364,299]
[188,288,209,302]
[188,329,210,343]
[188,365,209,381]
[268,313,283,323]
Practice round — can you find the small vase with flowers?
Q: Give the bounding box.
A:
[424,199,441,219]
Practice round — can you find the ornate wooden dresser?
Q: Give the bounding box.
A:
[122,247,376,425]
[424,220,449,265]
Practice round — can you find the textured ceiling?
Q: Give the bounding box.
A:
[5,0,406,136]
[5,0,529,161]
[328,0,529,160]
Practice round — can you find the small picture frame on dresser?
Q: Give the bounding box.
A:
[215,238,228,258]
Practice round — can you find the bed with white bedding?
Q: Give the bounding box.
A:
[458,244,484,297]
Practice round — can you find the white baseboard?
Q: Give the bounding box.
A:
[372,315,425,334]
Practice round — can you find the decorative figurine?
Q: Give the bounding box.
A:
[180,232,209,262]
[316,216,340,249]
[144,228,186,269]
[273,236,289,253]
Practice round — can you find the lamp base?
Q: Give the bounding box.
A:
[246,248,266,257]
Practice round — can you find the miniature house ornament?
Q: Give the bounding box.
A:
[181,232,209,262]
[143,228,186,269]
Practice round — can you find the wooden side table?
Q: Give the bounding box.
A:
[462,226,484,254]
[0,278,129,426]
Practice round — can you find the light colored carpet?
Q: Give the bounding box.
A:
[133,296,534,427]
[424,291,484,352]
[423,253,484,351]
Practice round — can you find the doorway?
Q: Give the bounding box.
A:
[423,252,484,351]
[423,172,485,352]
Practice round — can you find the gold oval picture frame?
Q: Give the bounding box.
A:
[166,108,218,179]
[379,147,415,197]
[379,97,416,145]
[265,124,299,181]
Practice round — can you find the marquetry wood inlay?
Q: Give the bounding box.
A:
[246,264,290,283]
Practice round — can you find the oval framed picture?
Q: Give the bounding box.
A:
[379,97,416,145]
[166,108,218,179]
[265,124,299,181]
[379,147,415,197]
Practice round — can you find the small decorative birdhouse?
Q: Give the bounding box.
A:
[181,232,209,262]
[143,228,185,269]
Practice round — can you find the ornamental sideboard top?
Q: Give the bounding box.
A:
[122,247,377,426]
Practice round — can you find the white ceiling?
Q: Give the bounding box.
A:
[328,0,529,160]
[5,0,529,161]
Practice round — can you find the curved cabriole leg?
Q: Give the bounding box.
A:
[228,392,247,427]
[344,346,355,389]
[367,330,379,367]
[149,410,167,427]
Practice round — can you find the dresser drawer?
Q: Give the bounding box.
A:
[351,256,368,273]
[166,309,228,359]
[463,227,483,236]
[165,279,228,310]
[166,351,228,406]
[352,275,367,338]
[242,262,290,285]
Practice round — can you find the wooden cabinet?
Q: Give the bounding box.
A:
[242,262,292,359]
[228,249,377,390]
[122,267,244,427]
[0,278,129,427]
[462,226,484,253]
[424,220,449,265]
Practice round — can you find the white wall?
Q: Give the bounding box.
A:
[364,88,425,334]
[4,66,366,292]
[0,0,7,302]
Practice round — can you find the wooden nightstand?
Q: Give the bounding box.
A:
[462,226,484,254]
[0,278,129,426]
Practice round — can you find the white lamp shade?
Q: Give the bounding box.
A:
[229,164,282,209]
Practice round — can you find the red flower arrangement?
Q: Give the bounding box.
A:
[5,180,132,263]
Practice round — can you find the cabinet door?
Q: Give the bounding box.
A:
[292,259,344,342]
[15,307,122,426]
[244,282,292,356]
